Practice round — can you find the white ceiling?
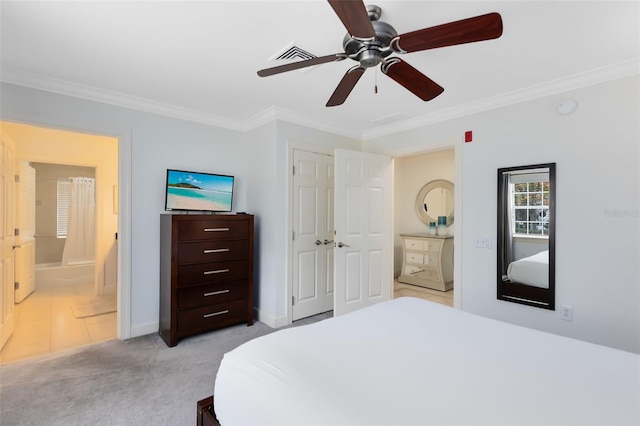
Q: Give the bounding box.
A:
[1,1,639,139]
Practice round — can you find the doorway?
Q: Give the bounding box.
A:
[287,145,458,324]
[288,147,396,322]
[0,121,119,363]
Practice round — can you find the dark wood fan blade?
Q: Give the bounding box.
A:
[381,58,444,101]
[326,66,366,107]
[328,0,376,39]
[257,53,347,77]
[392,12,503,53]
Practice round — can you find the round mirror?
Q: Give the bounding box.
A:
[415,180,455,226]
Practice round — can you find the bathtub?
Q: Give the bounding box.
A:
[35,262,95,288]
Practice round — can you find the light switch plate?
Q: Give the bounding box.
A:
[474,236,492,249]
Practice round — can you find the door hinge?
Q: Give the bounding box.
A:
[14,228,20,236]
[292,165,295,176]
[292,296,295,306]
[14,174,19,183]
[292,231,295,241]
[14,282,19,290]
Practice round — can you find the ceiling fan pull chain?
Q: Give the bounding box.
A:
[374,67,378,94]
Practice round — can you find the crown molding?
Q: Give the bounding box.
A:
[2,58,638,142]
[0,64,360,138]
[360,58,640,140]
[0,65,248,131]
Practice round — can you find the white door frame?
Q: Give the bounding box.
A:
[3,119,132,340]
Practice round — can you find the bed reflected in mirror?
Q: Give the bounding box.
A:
[497,163,555,309]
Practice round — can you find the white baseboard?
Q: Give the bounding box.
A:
[254,308,288,329]
[129,321,158,339]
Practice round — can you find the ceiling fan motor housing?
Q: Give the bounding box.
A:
[342,19,397,68]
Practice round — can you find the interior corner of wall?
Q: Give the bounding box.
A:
[254,307,285,329]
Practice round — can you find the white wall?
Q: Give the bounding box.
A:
[0,83,361,334]
[394,149,455,275]
[3,75,638,353]
[1,83,253,336]
[366,75,640,353]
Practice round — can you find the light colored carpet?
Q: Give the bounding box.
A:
[0,312,331,426]
[71,294,117,318]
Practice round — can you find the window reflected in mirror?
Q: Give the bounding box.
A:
[497,163,555,309]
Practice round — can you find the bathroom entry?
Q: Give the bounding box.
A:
[0,121,119,363]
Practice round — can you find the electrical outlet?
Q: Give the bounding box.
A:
[561,305,574,321]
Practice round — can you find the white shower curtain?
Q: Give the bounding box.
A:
[62,177,95,265]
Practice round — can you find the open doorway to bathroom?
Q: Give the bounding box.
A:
[0,121,118,364]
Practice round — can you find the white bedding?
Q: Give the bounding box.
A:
[214,297,639,426]
[507,250,549,288]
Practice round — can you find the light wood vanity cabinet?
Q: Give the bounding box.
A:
[399,234,453,291]
[159,214,254,347]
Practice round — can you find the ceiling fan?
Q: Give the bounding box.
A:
[257,0,503,107]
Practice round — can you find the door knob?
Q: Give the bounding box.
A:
[323,239,334,245]
[337,242,350,248]
[315,240,322,246]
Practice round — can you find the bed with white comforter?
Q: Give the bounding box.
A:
[212,297,639,425]
[507,250,549,288]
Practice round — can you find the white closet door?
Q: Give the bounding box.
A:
[333,149,393,316]
[292,149,334,320]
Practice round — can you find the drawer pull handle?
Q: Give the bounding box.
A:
[203,248,229,254]
[204,289,230,297]
[203,269,230,275]
[204,228,229,232]
[203,310,229,318]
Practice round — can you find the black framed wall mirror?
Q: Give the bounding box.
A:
[497,163,556,309]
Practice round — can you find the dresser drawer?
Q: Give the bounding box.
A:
[405,238,443,252]
[177,220,248,242]
[424,254,439,267]
[406,252,424,264]
[177,280,247,310]
[178,240,248,265]
[177,299,247,337]
[404,239,424,250]
[177,259,249,287]
[424,239,442,252]
[413,268,441,282]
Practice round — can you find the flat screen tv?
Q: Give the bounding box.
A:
[164,169,234,212]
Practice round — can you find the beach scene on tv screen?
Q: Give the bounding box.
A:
[166,170,233,211]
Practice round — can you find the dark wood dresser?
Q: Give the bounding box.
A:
[159,214,254,347]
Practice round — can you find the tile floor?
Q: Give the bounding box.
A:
[394,279,454,307]
[0,281,117,364]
